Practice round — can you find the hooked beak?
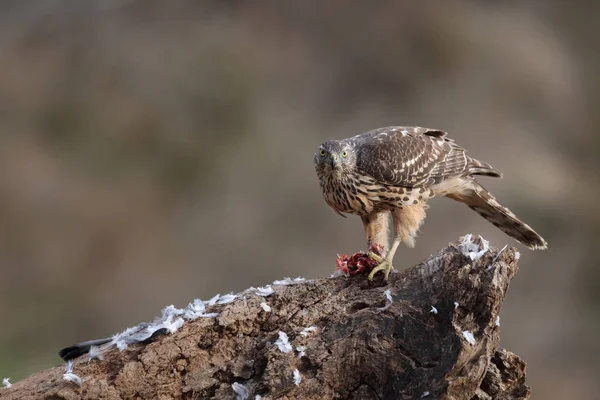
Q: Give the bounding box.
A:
[329,153,338,168]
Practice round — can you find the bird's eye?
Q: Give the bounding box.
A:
[319,149,326,157]
[341,150,348,158]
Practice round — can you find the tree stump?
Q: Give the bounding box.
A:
[0,238,531,400]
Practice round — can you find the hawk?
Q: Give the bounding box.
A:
[314,126,547,280]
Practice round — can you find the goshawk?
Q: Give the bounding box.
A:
[314,126,547,280]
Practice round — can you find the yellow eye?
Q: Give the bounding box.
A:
[319,149,326,157]
[341,150,348,158]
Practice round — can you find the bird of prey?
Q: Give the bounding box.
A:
[314,126,547,280]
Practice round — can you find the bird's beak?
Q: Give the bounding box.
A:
[329,153,338,168]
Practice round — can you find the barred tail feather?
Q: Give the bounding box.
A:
[449,183,548,250]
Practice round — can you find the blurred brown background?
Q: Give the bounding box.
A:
[0,1,598,398]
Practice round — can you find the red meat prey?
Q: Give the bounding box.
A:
[335,243,384,275]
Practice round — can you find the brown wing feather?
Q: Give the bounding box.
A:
[353,126,476,187]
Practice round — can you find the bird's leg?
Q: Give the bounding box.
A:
[368,236,400,280]
[361,212,390,255]
[368,204,427,280]
[362,211,394,280]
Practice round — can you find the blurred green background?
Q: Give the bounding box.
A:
[0,1,598,398]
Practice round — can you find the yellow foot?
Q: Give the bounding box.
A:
[367,253,394,281]
[367,251,383,263]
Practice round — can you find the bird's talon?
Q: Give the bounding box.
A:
[367,251,384,263]
[368,260,394,281]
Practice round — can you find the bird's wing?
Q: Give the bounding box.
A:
[353,126,472,187]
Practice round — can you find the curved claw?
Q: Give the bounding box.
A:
[367,259,394,281]
[367,251,384,263]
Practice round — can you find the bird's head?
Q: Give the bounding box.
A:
[314,140,357,176]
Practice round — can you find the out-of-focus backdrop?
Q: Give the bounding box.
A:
[0,1,598,397]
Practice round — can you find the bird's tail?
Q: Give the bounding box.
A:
[448,182,548,250]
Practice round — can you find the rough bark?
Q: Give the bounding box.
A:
[1,238,531,400]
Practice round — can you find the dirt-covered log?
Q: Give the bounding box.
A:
[0,238,531,400]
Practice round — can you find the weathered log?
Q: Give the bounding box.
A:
[0,237,531,400]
